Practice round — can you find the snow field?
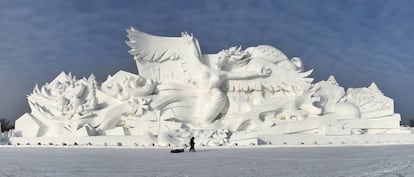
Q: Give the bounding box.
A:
[0,145,414,177]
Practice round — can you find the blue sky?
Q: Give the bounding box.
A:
[0,0,413,124]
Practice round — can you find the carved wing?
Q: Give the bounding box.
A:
[126,27,207,84]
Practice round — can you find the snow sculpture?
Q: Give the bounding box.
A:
[344,83,394,119]
[314,76,346,113]
[13,28,408,146]
[15,73,100,137]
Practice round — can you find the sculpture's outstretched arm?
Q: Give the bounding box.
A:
[224,67,272,80]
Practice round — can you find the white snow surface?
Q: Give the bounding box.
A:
[1,145,414,177]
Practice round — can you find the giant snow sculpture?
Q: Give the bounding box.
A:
[13,28,409,146]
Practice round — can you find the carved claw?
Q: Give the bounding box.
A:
[181,31,194,43]
[260,66,272,77]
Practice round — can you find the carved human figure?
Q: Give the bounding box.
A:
[126,28,313,127]
[182,34,272,125]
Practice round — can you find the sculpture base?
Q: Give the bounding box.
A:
[9,133,414,147]
[258,133,414,146]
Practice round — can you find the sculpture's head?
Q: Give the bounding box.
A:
[245,45,289,64]
[246,45,303,72]
[215,55,228,70]
[215,46,251,70]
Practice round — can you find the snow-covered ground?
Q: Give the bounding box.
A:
[0,145,413,177]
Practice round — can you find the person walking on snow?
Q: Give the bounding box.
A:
[189,137,196,152]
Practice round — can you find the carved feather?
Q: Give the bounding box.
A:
[126,27,207,84]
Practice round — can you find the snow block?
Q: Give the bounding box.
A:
[365,114,401,129]
[229,132,258,146]
[126,120,182,135]
[76,124,96,137]
[128,127,147,135]
[259,114,336,134]
[320,123,351,136]
[44,122,72,137]
[14,113,44,137]
[158,132,181,146]
[105,127,127,136]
